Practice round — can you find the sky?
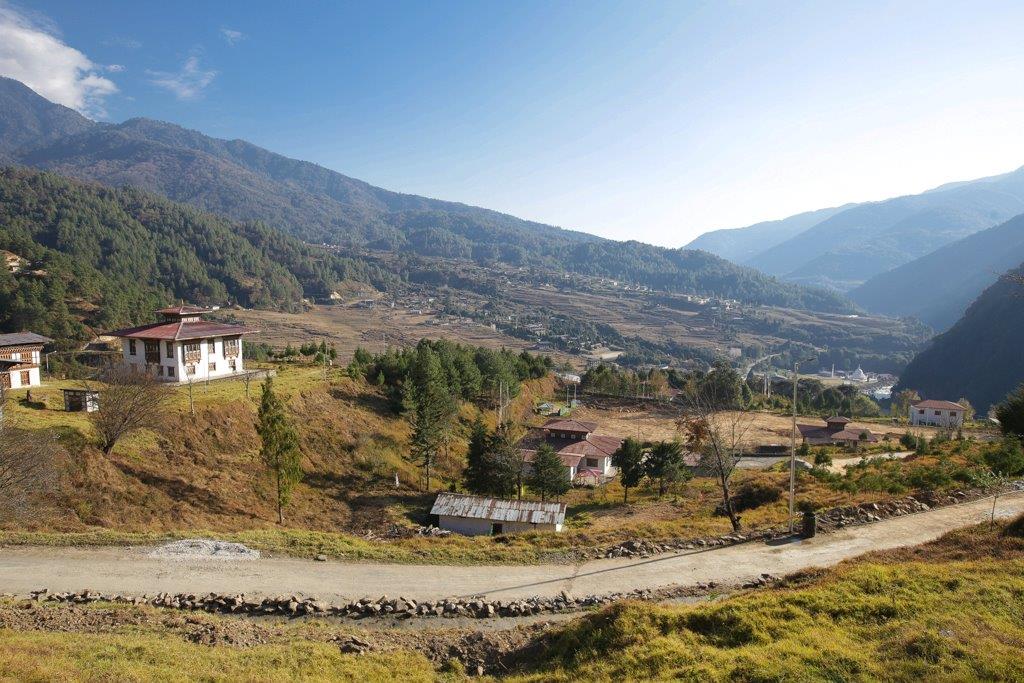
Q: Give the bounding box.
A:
[3,0,1024,247]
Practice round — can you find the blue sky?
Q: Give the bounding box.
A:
[3,1,1024,247]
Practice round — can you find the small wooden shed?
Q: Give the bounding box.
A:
[63,388,100,413]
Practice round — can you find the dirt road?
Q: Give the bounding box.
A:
[2,492,1021,602]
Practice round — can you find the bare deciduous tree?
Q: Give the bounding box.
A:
[87,366,175,455]
[0,399,61,521]
[677,386,754,532]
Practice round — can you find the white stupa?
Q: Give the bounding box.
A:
[849,365,868,382]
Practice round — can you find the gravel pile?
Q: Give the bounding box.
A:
[148,539,260,561]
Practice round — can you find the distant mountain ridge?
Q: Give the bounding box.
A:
[688,166,1024,294]
[895,263,1024,412]
[850,213,1024,331]
[0,76,851,313]
[684,204,853,263]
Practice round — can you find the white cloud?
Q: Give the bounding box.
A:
[105,64,125,73]
[0,3,118,119]
[147,55,216,100]
[219,28,244,46]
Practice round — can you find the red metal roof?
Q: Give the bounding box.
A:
[520,449,584,468]
[542,418,598,433]
[825,416,852,424]
[110,320,257,341]
[156,305,213,316]
[557,435,622,458]
[430,492,566,524]
[912,399,965,411]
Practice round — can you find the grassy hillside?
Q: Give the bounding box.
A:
[0,167,391,347]
[895,264,1024,412]
[2,513,1023,681]
[852,212,1024,331]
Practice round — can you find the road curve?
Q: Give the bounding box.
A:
[2,491,1022,602]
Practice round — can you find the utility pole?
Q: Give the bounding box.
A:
[789,360,799,533]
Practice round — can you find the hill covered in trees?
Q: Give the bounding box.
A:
[0,77,850,313]
[851,212,1024,331]
[895,264,1024,412]
[0,168,391,347]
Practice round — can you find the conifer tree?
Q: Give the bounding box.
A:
[612,437,646,504]
[463,416,492,494]
[408,344,457,491]
[527,443,570,501]
[257,377,303,524]
[645,439,686,498]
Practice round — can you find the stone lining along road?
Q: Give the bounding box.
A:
[2,491,1022,603]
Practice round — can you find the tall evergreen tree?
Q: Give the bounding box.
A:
[407,343,457,491]
[527,443,570,501]
[463,416,492,494]
[257,377,303,524]
[612,438,646,504]
[645,440,686,498]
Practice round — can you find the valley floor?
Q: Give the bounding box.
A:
[2,490,1021,603]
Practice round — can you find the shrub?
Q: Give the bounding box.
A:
[729,482,782,513]
[814,450,833,467]
[982,437,1024,477]
[900,431,918,450]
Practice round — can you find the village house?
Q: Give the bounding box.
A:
[430,492,566,536]
[109,305,257,382]
[0,332,51,390]
[797,415,879,449]
[520,418,622,485]
[910,399,966,429]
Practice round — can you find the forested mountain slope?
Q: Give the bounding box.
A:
[851,212,1024,330]
[0,77,851,313]
[894,264,1024,412]
[0,168,389,347]
[744,168,1024,290]
[684,204,852,262]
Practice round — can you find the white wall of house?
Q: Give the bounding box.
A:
[910,407,964,429]
[121,336,245,382]
[436,514,560,536]
[5,366,41,389]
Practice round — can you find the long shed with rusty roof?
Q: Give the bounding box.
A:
[430,492,566,536]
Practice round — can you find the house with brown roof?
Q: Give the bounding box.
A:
[798,416,879,449]
[520,417,623,484]
[108,305,257,382]
[0,332,51,390]
[910,399,965,429]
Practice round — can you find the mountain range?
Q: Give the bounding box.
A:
[687,167,1024,293]
[850,213,1024,331]
[0,76,849,313]
[894,263,1024,412]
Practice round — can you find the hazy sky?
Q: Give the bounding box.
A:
[4,0,1024,246]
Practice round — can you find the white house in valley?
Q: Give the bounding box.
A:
[0,332,51,390]
[910,399,966,429]
[109,305,257,382]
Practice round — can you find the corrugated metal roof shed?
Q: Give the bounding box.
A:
[431,493,566,525]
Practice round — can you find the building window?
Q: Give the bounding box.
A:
[129,339,136,355]
[918,409,925,414]
[208,361,216,373]
[20,371,30,385]
[183,342,201,363]
[167,366,175,378]
[10,352,20,361]
[186,365,196,376]
[224,338,240,357]
[166,341,174,358]
[158,366,164,376]
[934,410,941,416]
[208,338,216,353]
[228,359,237,372]
[586,457,598,468]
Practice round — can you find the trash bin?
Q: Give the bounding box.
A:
[801,511,817,539]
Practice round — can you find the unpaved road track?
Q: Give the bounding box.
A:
[2,492,1022,602]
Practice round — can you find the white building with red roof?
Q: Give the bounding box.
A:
[520,417,622,484]
[109,305,257,382]
[910,399,966,429]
